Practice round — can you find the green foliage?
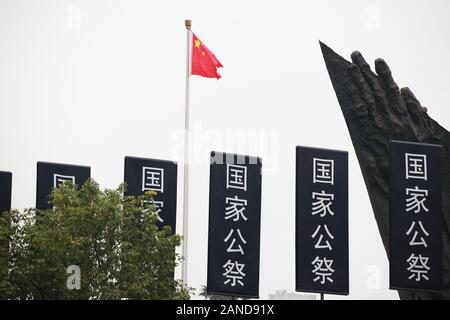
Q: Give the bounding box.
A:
[0,179,191,300]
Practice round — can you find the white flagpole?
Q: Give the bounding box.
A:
[182,19,192,284]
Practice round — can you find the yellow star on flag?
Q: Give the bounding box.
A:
[195,39,201,48]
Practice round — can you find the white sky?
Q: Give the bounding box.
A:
[1,0,449,300]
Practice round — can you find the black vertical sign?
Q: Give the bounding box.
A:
[0,171,12,214]
[389,141,443,291]
[124,156,177,233]
[207,151,262,298]
[36,162,91,210]
[296,146,349,295]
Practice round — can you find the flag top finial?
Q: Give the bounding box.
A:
[185,20,192,30]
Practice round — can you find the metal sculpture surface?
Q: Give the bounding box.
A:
[320,42,449,299]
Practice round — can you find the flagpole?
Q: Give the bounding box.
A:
[182,19,192,284]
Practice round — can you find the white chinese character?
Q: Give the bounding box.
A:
[311,225,334,251]
[224,229,247,255]
[151,200,164,223]
[407,254,430,281]
[405,153,427,181]
[223,260,246,286]
[312,257,335,284]
[142,167,164,193]
[225,196,248,222]
[406,187,429,213]
[226,164,247,191]
[312,191,335,217]
[53,174,75,188]
[313,158,334,185]
[406,221,429,248]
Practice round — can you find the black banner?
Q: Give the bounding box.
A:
[0,171,12,214]
[389,141,443,291]
[124,156,177,232]
[296,146,349,295]
[207,151,262,298]
[36,162,91,210]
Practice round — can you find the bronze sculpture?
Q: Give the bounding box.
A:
[320,42,449,299]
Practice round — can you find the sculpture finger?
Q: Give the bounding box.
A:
[375,58,400,97]
[401,87,423,115]
[351,51,385,98]
[375,58,409,116]
[401,87,435,138]
[351,51,391,119]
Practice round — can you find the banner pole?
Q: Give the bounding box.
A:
[181,19,192,285]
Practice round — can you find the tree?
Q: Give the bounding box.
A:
[0,179,191,299]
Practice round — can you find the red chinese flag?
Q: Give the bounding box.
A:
[191,33,223,79]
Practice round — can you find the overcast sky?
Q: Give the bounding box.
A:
[1,0,449,300]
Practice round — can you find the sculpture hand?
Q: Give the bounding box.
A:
[320,42,450,299]
[346,52,436,143]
